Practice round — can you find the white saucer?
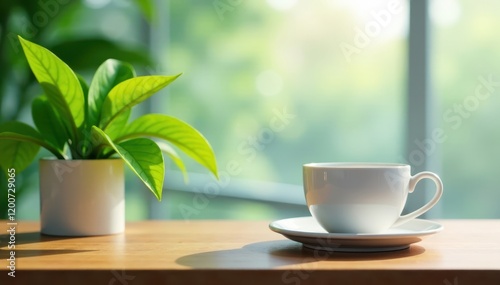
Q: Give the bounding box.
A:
[269,217,443,252]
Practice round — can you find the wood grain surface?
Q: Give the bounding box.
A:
[1,220,499,284]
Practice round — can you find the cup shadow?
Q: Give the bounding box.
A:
[175,239,425,269]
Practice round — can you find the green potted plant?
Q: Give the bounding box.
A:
[0,36,218,236]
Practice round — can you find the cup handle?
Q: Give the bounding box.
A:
[392,171,443,227]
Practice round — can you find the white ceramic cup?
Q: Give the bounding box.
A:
[303,163,443,233]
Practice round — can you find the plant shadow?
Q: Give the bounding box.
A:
[0,231,96,258]
[0,231,70,245]
[175,239,425,269]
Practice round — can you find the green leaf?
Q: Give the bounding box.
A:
[31,96,67,151]
[132,0,154,22]
[0,128,65,161]
[103,109,131,140]
[99,74,181,130]
[18,36,84,143]
[0,122,41,174]
[77,74,89,124]
[77,74,89,96]
[77,74,90,140]
[92,126,165,200]
[88,59,136,127]
[156,141,188,183]
[116,114,218,178]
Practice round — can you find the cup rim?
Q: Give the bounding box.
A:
[303,162,409,169]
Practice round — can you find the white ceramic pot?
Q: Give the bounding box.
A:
[39,159,125,236]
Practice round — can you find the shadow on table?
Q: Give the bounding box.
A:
[0,231,71,245]
[0,248,94,258]
[175,239,425,269]
[0,231,96,258]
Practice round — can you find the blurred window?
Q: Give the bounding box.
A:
[431,0,500,218]
[152,0,409,219]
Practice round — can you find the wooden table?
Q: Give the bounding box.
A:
[1,220,499,285]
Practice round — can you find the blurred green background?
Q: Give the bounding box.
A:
[1,0,499,220]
